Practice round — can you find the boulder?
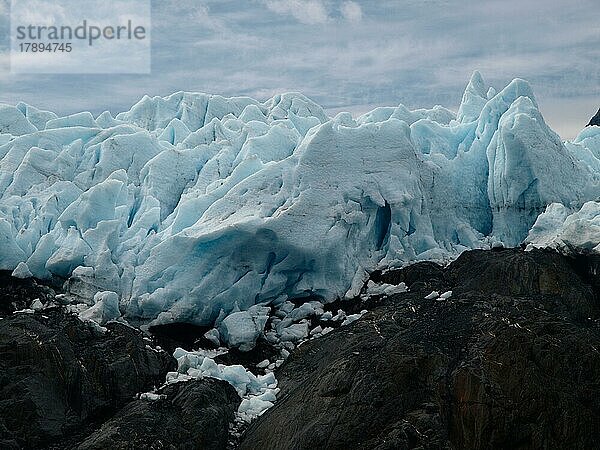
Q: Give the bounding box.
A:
[77,379,240,450]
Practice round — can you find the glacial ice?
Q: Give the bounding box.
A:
[425,291,439,300]
[218,304,270,351]
[526,200,600,252]
[439,291,453,300]
[79,290,121,325]
[12,261,33,279]
[1,73,599,336]
[363,280,408,298]
[168,347,279,421]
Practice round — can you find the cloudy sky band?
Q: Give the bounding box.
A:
[0,0,597,139]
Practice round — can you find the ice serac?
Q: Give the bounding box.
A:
[1,72,599,331]
[486,86,598,245]
[457,70,488,123]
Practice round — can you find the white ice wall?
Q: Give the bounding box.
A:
[1,74,599,325]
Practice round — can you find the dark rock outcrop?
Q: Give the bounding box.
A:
[4,248,600,450]
[588,108,600,127]
[241,248,600,450]
[0,273,240,450]
[0,271,56,317]
[0,309,175,449]
[78,379,240,450]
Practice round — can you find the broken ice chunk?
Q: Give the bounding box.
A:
[438,290,453,300]
[425,291,439,300]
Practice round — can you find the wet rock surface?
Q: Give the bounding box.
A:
[78,379,240,450]
[240,248,600,449]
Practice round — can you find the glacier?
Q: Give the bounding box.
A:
[1,71,600,328]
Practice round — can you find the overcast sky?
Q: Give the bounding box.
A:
[0,0,598,139]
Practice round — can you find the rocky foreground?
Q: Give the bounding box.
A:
[1,248,600,449]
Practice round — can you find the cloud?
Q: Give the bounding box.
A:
[0,0,597,141]
[263,0,329,24]
[7,0,151,74]
[153,0,227,32]
[340,1,362,22]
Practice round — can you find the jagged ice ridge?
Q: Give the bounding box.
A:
[1,71,599,328]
